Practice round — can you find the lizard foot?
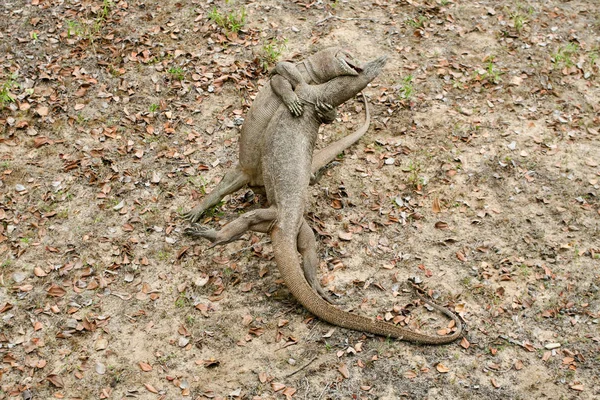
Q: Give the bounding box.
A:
[182,208,206,223]
[184,224,217,242]
[316,101,336,124]
[282,93,304,117]
[309,161,341,185]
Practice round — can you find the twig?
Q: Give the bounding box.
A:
[317,382,331,400]
[285,356,318,378]
[316,13,378,26]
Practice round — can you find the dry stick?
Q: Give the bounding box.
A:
[317,382,331,400]
[316,13,378,25]
[285,356,319,378]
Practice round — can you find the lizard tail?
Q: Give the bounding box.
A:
[311,92,370,174]
[271,227,463,344]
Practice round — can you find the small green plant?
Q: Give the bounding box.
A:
[66,20,82,37]
[157,251,170,261]
[552,43,579,68]
[149,103,159,113]
[0,73,17,107]
[589,50,598,70]
[476,56,502,84]
[175,292,187,308]
[406,15,428,29]
[31,32,39,41]
[185,315,196,326]
[398,75,414,100]
[208,5,247,33]
[259,38,288,70]
[168,66,185,81]
[507,4,533,32]
[1,259,12,268]
[20,237,32,244]
[99,0,114,20]
[406,160,423,189]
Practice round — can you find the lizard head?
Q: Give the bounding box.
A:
[305,47,363,84]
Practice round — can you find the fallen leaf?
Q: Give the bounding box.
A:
[139,362,153,372]
[436,363,449,373]
[404,370,417,379]
[338,231,353,241]
[514,360,524,370]
[338,363,350,379]
[47,284,66,297]
[36,106,49,116]
[432,197,441,213]
[271,382,286,392]
[460,337,470,349]
[570,383,584,391]
[46,374,64,388]
[0,302,14,313]
[145,383,158,394]
[435,221,449,229]
[34,266,47,277]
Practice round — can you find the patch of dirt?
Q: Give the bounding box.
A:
[1,0,599,399]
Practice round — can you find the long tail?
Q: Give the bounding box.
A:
[311,93,370,173]
[271,227,463,344]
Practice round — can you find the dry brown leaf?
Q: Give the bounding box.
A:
[338,363,350,379]
[144,383,158,393]
[570,383,584,391]
[404,370,417,379]
[514,360,524,370]
[436,363,450,373]
[435,221,449,230]
[491,378,500,388]
[139,362,153,372]
[338,231,353,241]
[46,374,64,388]
[0,302,14,313]
[271,382,286,392]
[34,266,47,277]
[282,387,297,397]
[36,106,49,116]
[460,337,470,349]
[258,371,267,383]
[47,284,66,297]
[432,197,441,213]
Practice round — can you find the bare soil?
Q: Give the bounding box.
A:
[1,1,599,399]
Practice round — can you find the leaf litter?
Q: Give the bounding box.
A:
[1,0,599,399]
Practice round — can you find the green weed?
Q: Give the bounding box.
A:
[398,75,414,100]
[168,67,185,81]
[476,56,502,84]
[259,38,288,70]
[208,5,247,33]
[0,73,18,107]
[552,43,579,67]
[406,15,428,29]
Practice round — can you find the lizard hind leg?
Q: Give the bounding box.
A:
[183,167,250,223]
[186,207,278,246]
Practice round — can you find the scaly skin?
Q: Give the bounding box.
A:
[187,56,464,344]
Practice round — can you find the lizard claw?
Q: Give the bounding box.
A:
[185,224,217,241]
[182,209,203,223]
[283,93,304,117]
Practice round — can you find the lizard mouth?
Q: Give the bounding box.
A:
[338,57,361,76]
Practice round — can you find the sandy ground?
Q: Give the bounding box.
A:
[1,0,599,399]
